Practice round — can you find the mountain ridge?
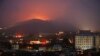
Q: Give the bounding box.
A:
[6,19,77,34]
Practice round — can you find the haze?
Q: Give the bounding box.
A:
[0,0,99,31]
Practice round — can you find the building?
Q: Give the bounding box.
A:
[95,36,100,49]
[95,34,100,51]
[75,30,95,50]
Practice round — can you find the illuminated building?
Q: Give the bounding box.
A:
[52,44,62,51]
[95,35,100,51]
[95,36,100,48]
[39,47,46,51]
[75,30,95,50]
[12,43,19,50]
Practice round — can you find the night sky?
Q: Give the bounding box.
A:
[0,0,100,31]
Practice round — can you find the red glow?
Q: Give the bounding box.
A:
[30,39,48,45]
[15,33,24,38]
[41,39,47,45]
[33,14,49,21]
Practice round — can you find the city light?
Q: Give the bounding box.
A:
[14,33,24,38]
[30,39,49,45]
[39,34,43,38]
[15,34,23,38]
[58,31,64,35]
[41,39,49,45]
[68,39,73,44]
[0,28,3,30]
[0,0,99,56]
[30,40,41,44]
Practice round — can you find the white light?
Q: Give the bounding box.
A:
[39,34,43,37]
[0,28,3,30]
[59,39,63,41]
[30,41,41,44]
[59,31,64,34]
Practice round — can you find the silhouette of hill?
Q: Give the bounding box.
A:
[7,19,59,34]
[7,19,77,34]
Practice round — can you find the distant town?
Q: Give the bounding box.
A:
[0,27,100,56]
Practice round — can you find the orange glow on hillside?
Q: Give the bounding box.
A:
[32,13,49,21]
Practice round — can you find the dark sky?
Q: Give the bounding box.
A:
[0,0,100,31]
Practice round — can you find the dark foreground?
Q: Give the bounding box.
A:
[0,50,100,56]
